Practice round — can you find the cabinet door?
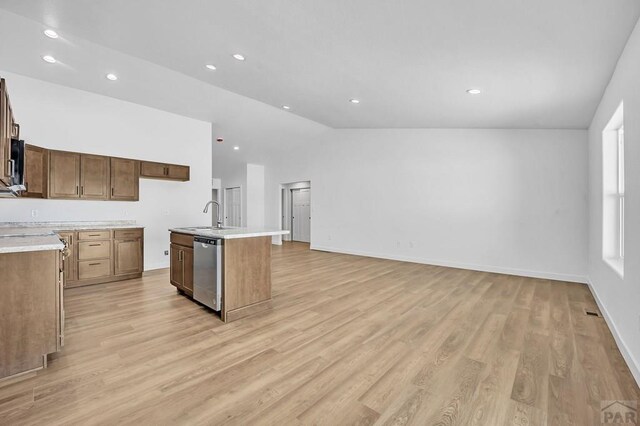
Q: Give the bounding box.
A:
[170,244,184,288]
[114,239,143,275]
[80,154,110,199]
[49,151,81,199]
[110,158,139,201]
[167,165,190,181]
[140,161,167,179]
[182,247,194,292]
[23,145,47,198]
[0,79,13,185]
[58,232,77,285]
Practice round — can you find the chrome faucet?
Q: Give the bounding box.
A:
[203,201,223,228]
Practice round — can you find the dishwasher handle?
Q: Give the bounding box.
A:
[194,237,222,246]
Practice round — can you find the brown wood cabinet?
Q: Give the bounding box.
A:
[0,249,64,380]
[169,232,273,322]
[62,227,144,288]
[23,144,48,198]
[110,158,139,201]
[22,148,186,201]
[80,154,110,199]
[170,233,194,294]
[0,78,17,186]
[170,244,194,293]
[58,232,77,283]
[167,164,190,180]
[140,161,166,179]
[114,238,143,275]
[49,151,81,199]
[141,161,190,181]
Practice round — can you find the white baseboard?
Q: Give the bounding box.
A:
[144,262,169,271]
[587,280,640,387]
[310,245,588,284]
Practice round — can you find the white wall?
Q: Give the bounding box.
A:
[587,18,640,383]
[246,164,265,228]
[0,72,212,270]
[260,128,588,282]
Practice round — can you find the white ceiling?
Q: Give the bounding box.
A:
[0,0,639,129]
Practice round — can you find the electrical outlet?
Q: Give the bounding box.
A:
[164,250,169,256]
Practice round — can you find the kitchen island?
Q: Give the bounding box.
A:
[169,227,289,322]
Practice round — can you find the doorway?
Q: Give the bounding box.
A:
[211,188,220,226]
[280,181,311,243]
[224,187,242,227]
[291,188,311,242]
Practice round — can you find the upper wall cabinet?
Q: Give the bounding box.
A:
[0,78,17,186]
[23,144,48,198]
[140,161,190,181]
[49,150,81,199]
[80,154,110,199]
[110,158,139,201]
[14,145,188,202]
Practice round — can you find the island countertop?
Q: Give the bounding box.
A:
[169,226,289,240]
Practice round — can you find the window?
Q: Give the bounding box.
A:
[602,102,624,277]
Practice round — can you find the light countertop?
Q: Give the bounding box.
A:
[0,221,143,233]
[170,227,289,240]
[0,234,65,254]
[0,221,143,254]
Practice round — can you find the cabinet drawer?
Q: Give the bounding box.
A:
[78,259,111,280]
[170,232,193,247]
[78,230,110,241]
[114,229,143,239]
[78,240,111,260]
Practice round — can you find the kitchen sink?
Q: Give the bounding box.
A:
[184,226,233,231]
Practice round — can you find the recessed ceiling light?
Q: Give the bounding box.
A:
[205,64,217,71]
[282,105,291,110]
[232,54,245,61]
[42,55,56,64]
[106,73,118,81]
[349,99,360,104]
[44,29,59,39]
[466,89,482,95]
[233,146,240,150]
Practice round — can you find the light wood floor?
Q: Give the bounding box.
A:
[1,242,638,425]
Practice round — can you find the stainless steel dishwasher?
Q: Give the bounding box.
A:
[193,236,223,311]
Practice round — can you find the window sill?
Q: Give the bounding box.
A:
[604,257,624,278]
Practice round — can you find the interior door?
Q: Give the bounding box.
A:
[224,187,242,227]
[291,188,311,243]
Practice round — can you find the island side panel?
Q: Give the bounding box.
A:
[222,236,272,321]
[0,250,58,379]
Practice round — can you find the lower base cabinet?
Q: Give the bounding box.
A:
[170,241,194,294]
[0,249,64,380]
[62,227,144,288]
[114,238,143,275]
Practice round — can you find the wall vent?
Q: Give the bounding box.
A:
[584,308,601,318]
